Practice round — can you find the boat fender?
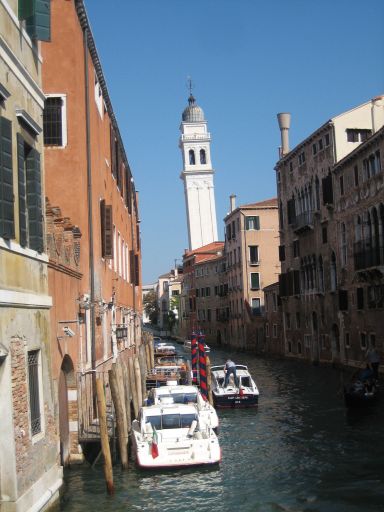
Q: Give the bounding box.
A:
[187,420,197,438]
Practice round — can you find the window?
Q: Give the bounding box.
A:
[340,223,347,266]
[273,324,277,338]
[200,149,206,164]
[28,350,42,436]
[245,216,260,230]
[265,323,269,337]
[325,133,330,146]
[227,223,231,240]
[339,175,344,196]
[318,138,323,151]
[322,226,327,244]
[251,298,261,316]
[296,312,301,329]
[293,240,300,258]
[298,152,306,165]
[360,332,367,349]
[356,287,364,310]
[312,143,317,155]
[100,200,113,259]
[345,332,350,348]
[18,0,51,41]
[304,334,311,348]
[273,293,277,311]
[206,287,211,297]
[346,129,371,143]
[250,272,260,290]
[354,165,359,187]
[0,117,14,240]
[94,76,103,118]
[285,312,291,329]
[189,149,195,165]
[249,245,259,265]
[16,135,44,251]
[43,96,66,146]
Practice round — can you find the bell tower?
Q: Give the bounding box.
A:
[179,92,218,250]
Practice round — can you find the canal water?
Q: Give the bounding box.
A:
[59,346,384,512]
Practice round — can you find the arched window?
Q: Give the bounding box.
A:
[318,255,324,292]
[200,149,206,164]
[189,149,195,165]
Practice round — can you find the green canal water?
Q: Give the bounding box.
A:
[59,347,384,511]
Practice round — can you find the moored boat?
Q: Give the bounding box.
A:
[131,403,221,469]
[146,382,219,432]
[154,343,177,357]
[344,377,379,408]
[183,338,211,353]
[210,364,259,408]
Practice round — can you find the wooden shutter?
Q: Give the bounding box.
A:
[26,148,43,252]
[17,133,27,247]
[0,117,15,239]
[100,200,113,259]
[25,0,51,42]
[129,249,135,283]
[135,254,140,286]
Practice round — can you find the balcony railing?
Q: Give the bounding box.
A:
[354,241,384,270]
[292,211,314,233]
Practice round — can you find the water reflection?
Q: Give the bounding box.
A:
[60,349,384,512]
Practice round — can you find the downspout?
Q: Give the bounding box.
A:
[83,28,96,372]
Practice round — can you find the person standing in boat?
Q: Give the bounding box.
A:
[366,345,380,381]
[224,358,238,387]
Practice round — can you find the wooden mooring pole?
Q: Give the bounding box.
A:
[95,378,114,495]
[108,366,128,469]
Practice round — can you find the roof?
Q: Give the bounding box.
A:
[239,197,278,209]
[182,94,205,123]
[183,241,224,259]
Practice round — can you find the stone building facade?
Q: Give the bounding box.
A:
[332,124,384,367]
[41,0,142,463]
[0,0,62,509]
[224,196,281,350]
[275,98,384,365]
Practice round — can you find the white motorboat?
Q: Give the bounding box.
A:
[183,339,211,353]
[131,403,221,469]
[146,383,219,432]
[210,364,259,408]
[154,343,177,356]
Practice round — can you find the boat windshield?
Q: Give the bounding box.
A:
[145,413,198,430]
[170,392,197,404]
[240,376,251,387]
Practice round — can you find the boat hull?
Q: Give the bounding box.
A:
[213,392,259,408]
[344,389,379,408]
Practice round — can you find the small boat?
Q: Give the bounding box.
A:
[146,365,188,389]
[146,382,219,432]
[210,364,259,408]
[183,339,211,353]
[154,343,177,357]
[344,378,379,408]
[131,402,221,469]
[155,355,188,369]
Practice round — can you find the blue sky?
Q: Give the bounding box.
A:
[85,0,384,284]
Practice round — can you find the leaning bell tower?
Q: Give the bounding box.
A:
[179,92,218,250]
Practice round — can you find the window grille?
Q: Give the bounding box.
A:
[43,97,63,146]
[28,350,41,436]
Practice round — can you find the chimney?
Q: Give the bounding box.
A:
[277,112,291,157]
[230,194,236,213]
[371,95,384,134]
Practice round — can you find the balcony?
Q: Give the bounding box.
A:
[292,211,314,234]
[354,241,384,271]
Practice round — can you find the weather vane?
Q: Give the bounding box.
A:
[186,76,194,95]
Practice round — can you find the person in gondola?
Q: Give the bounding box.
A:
[224,358,238,387]
[366,346,380,381]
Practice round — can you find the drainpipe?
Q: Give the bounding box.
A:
[83,28,96,372]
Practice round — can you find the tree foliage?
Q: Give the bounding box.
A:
[143,290,159,325]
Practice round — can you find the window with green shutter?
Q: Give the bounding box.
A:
[250,272,260,290]
[0,117,14,239]
[26,148,44,252]
[19,0,51,42]
[245,216,260,230]
[17,133,27,247]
